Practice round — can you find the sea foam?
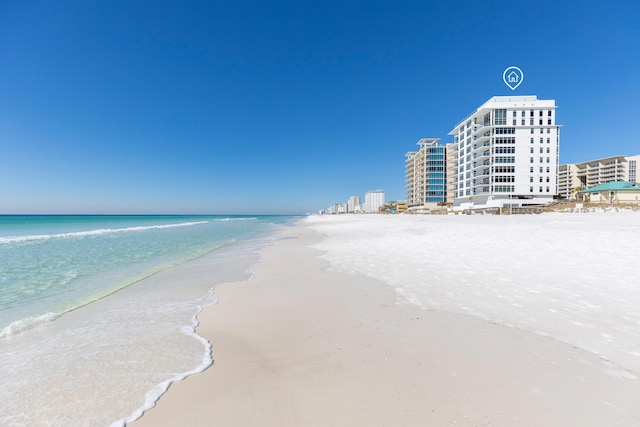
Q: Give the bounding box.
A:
[110,301,216,427]
[0,311,60,338]
[0,221,208,245]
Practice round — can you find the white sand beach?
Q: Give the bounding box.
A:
[132,212,640,426]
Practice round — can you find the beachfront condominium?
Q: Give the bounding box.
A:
[447,96,561,209]
[364,190,385,213]
[558,154,640,199]
[346,195,361,213]
[405,138,446,209]
[445,141,457,202]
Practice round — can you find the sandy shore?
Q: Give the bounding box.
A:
[132,219,640,426]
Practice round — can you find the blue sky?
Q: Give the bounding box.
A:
[1,0,639,214]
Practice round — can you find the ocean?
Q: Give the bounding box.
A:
[0,214,296,426]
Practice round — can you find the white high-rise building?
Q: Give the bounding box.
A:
[364,190,385,213]
[447,96,561,209]
[346,195,361,213]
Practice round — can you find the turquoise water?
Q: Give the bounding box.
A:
[0,215,296,426]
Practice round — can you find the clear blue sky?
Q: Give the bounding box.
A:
[1,0,638,214]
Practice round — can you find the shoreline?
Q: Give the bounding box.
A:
[0,217,280,427]
[131,217,640,426]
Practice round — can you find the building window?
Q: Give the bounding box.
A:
[547,138,550,144]
[539,177,543,183]
[530,157,534,163]
[530,118,534,125]
[530,138,534,144]
[495,127,515,134]
[539,167,543,173]
[530,128,534,134]
[530,186,534,193]
[539,147,543,153]
[494,166,515,173]
[494,175,515,183]
[530,110,534,117]
[530,147,534,153]
[522,111,526,117]
[539,119,543,125]
[495,136,515,144]
[546,186,550,193]
[540,128,544,134]
[546,147,550,153]
[494,185,514,193]
[548,110,552,116]
[540,157,543,163]
[495,156,515,163]
[546,167,550,173]
[546,177,550,183]
[530,176,534,183]
[513,119,517,126]
[521,119,525,125]
[530,167,534,173]
[513,111,517,117]
[547,157,550,163]
[495,109,507,125]
[548,119,552,125]
[539,186,543,192]
[495,146,515,154]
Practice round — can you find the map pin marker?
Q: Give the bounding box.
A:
[503,66,524,91]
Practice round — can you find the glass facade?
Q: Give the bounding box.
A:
[405,139,446,205]
[425,146,446,203]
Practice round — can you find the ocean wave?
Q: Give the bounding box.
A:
[0,312,60,338]
[110,303,215,427]
[213,217,258,221]
[0,221,209,245]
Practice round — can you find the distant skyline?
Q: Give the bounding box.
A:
[1,0,639,214]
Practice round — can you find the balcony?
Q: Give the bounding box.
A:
[472,142,491,151]
[472,123,491,135]
[473,151,491,160]
[471,164,490,173]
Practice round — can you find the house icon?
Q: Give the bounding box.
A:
[507,71,519,83]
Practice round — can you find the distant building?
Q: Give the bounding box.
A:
[323,204,345,215]
[346,195,361,213]
[447,96,561,209]
[558,163,579,200]
[405,138,446,210]
[364,190,385,213]
[559,155,640,199]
